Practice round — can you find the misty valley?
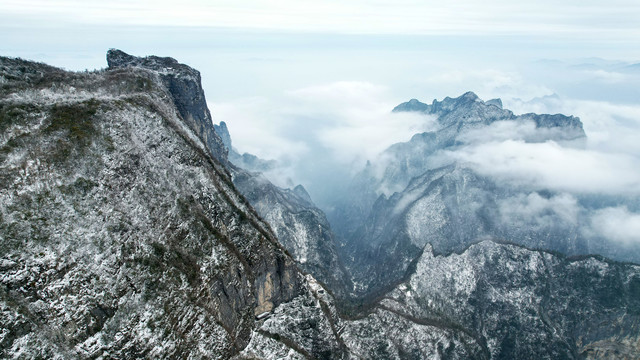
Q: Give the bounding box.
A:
[1,50,639,359]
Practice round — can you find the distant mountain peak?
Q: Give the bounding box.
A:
[485,98,503,108]
[393,91,482,114]
[293,184,313,203]
[392,98,429,113]
[392,92,584,139]
[213,121,232,151]
[460,90,479,100]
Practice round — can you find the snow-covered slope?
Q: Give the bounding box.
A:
[343,241,640,359]
[108,50,351,298]
[0,53,312,358]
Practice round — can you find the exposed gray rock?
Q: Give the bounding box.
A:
[214,121,233,151]
[486,98,503,108]
[372,92,585,196]
[231,169,352,298]
[391,98,430,113]
[214,120,276,173]
[107,49,228,163]
[213,118,351,297]
[329,92,629,299]
[0,54,305,358]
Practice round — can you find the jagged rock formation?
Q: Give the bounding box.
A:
[328,92,639,299]
[107,49,228,163]
[231,170,352,298]
[485,98,503,108]
[332,92,586,239]
[383,91,585,194]
[108,51,349,298]
[213,121,233,152]
[214,121,276,173]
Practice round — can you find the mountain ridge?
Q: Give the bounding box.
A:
[0,52,314,358]
[328,91,638,301]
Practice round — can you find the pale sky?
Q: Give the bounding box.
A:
[2,0,640,39]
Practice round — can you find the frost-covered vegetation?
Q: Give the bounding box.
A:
[0,55,302,358]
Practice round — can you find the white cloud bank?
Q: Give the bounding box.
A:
[445,140,640,195]
[505,97,640,155]
[498,193,579,229]
[215,81,428,166]
[213,68,640,208]
[287,82,432,165]
[590,207,640,245]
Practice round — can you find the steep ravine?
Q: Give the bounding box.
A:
[211,121,351,298]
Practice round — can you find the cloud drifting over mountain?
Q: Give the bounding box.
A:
[213,81,430,198]
[589,207,640,245]
[444,140,640,195]
[215,81,430,164]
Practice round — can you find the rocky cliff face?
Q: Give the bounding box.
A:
[107,50,349,297]
[213,120,276,173]
[212,115,351,297]
[106,49,228,163]
[231,170,352,298]
[0,53,307,358]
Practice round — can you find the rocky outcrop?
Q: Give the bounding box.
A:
[212,119,351,298]
[213,121,233,151]
[394,92,584,135]
[214,120,276,173]
[0,54,304,358]
[107,49,228,163]
[388,92,585,188]
[485,98,503,108]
